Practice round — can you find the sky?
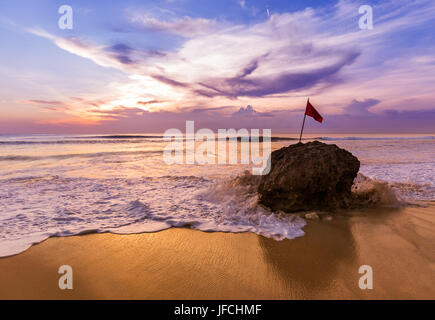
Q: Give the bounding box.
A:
[0,0,434,134]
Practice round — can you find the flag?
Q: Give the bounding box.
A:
[305,99,323,123]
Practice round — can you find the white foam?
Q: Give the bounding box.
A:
[0,174,307,257]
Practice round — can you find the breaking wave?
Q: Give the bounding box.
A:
[0,173,307,257]
[351,173,403,207]
[0,168,432,257]
[0,150,162,162]
[352,173,434,204]
[197,171,306,239]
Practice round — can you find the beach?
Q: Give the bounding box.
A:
[1,203,434,299]
[2,0,435,304]
[1,134,434,299]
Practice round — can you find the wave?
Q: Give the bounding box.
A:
[222,171,429,211]
[79,135,163,139]
[0,172,306,257]
[228,171,410,209]
[196,171,306,239]
[0,136,296,145]
[351,173,403,207]
[0,150,162,161]
[0,169,432,257]
[2,134,434,146]
[83,135,297,141]
[0,139,161,145]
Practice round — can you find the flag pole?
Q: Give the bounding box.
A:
[298,98,308,143]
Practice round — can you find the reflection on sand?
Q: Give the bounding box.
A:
[0,205,434,299]
[259,217,356,297]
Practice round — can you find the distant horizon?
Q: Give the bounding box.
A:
[1,131,435,136]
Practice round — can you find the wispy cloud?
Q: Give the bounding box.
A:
[130,13,218,37]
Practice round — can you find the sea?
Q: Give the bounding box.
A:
[0,133,434,257]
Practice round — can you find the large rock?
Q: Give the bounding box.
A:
[258,141,360,212]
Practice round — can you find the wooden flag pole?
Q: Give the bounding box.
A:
[298,98,308,143]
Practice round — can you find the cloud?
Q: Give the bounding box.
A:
[27,28,129,70]
[28,8,363,101]
[151,74,189,88]
[344,98,381,115]
[19,99,72,112]
[233,105,274,117]
[136,100,165,106]
[129,14,218,37]
[22,0,435,131]
[22,99,64,105]
[195,50,360,98]
[104,43,135,64]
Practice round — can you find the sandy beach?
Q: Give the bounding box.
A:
[1,203,434,300]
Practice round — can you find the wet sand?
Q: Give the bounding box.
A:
[0,204,434,299]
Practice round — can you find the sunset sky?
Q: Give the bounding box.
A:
[0,0,434,133]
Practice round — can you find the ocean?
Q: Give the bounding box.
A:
[0,133,434,257]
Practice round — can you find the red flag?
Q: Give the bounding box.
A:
[305,100,323,123]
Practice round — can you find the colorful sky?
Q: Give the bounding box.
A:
[0,0,434,133]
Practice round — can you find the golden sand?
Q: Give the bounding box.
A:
[0,204,434,299]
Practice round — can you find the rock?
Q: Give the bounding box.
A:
[258,141,360,212]
[305,212,320,220]
[351,173,399,207]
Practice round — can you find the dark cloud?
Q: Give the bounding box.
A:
[104,43,135,65]
[233,105,274,117]
[21,99,71,111]
[106,44,133,54]
[103,43,165,66]
[137,100,166,106]
[143,48,360,101]
[236,55,267,78]
[25,99,63,105]
[187,106,233,113]
[116,55,134,64]
[194,51,360,98]
[344,98,380,115]
[152,74,189,88]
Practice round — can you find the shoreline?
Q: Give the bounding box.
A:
[0,204,434,299]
